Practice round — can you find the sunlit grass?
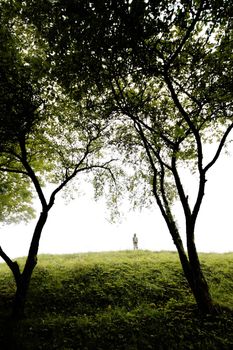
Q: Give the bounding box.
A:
[1,250,233,349]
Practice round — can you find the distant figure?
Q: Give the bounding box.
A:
[133,233,138,250]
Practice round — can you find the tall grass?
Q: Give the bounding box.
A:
[1,250,233,349]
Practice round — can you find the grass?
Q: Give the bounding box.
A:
[1,250,233,349]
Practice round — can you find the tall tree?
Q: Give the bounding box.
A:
[22,0,233,314]
[0,4,117,318]
[108,0,233,314]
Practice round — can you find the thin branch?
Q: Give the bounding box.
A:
[204,122,233,173]
[171,149,191,219]
[172,77,203,110]
[164,72,204,174]
[159,158,171,212]
[134,119,179,225]
[47,159,117,210]
[111,78,175,148]
[0,167,28,176]
[135,122,157,175]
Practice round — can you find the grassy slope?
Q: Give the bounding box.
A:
[1,250,233,349]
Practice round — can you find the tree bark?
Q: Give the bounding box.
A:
[167,220,215,314]
[187,233,216,314]
[12,210,48,319]
[173,235,215,314]
[12,274,33,319]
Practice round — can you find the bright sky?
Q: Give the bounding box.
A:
[0,144,233,261]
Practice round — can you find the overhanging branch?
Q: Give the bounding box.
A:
[47,159,117,210]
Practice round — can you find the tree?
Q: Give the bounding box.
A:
[22,0,233,314]
[0,5,117,318]
[0,5,37,224]
[106,0,233,314]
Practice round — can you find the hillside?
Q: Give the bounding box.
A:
[1,250,233,349]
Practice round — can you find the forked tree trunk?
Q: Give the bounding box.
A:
[154,202,214,313]
[175,234,215,314]
[187,232,216,314]
[189,265,215,314]
[12,258,38,319]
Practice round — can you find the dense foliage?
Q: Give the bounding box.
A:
[0,4,39,223]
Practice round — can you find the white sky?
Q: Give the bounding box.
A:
[0,143,233,261]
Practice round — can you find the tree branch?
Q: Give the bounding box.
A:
[111,78,175,148]
[171,149,191,219]
[19,137,48,210]
[164,72,204,175]
[0,167,28,176]
[204,122,233,173]
[47,158,117,210]
[0,246,21,284]
[166,0,204,69]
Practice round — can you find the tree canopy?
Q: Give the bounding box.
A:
[0,1,120,317]
[1,0,233,316]
[0,3,41,223]
[21,0,233,314]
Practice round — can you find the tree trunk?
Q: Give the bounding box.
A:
[176,241,215,313]
[12,254,38,319]
[187,234,216,314]
[12,211,48,319]
[12,279,27,319]
[170,225,215,314]
[190,265,215,314]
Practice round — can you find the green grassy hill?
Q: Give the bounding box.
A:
[1,250,233,349]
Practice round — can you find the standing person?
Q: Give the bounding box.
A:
[133,233,138,250]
